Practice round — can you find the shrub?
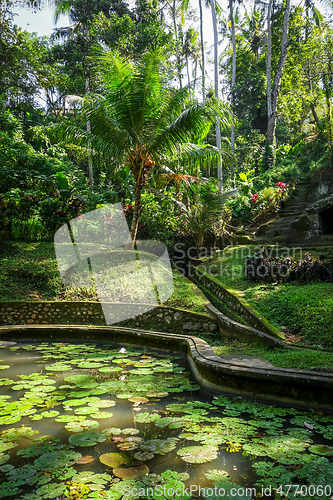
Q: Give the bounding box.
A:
[245,252,333,283]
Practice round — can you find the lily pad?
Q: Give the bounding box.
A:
[99,452,131,467]
[128,397,149,404]
[75,455,95,464]
[134,413,161,424]
[40,411,59,418]
[98,366,122,373]
[34,449,82,470]
[65,420,100,433]
[177,445,218,464]
[113,465,149,479]
[205,469,230,481]
[133,451,154,461]
[308,445,333,456]
[36,482,66,498]
[69,432,107,447]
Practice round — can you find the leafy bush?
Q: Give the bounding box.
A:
[245,252,333,283]
[251,186,284,222]
[138,191,184,245]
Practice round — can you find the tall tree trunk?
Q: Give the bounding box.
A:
[210,0,223,192]
[172,0,183,89]
[84,25,93,187]
[199,0,205,104]
[186,55,192,102]
[129,182,143,246]
[266,0,273,143]
[266,0,291,145]
[230,0,236,188]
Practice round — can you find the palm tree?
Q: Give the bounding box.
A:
[63,51,231,245]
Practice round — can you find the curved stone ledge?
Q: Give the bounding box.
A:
[205,302,286,348]
[193,267,282,339]
[1,325,333,410]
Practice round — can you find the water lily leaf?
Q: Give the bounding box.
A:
[1,426,38,441]
[115,393,134,399]
[87,400,116,408]
[99,452,131,467]
[0,483,20,497]
[65,420,100,433]
[143,438,178,455]
[55,415,86,423]
[98,366,122,373]
[34,449,82,470]
[134,413,161,424]
[0,365,10,370]
[0,379,13,386]
[308,445,333,456]
[71,471,112,485]
[64,398,88,407]
[128,397,149,404]
[77,362,104,369]
[122,429,140,436]
[113,465,149,479]
[177,445,218,464]
[36,482,66,498]
[0,453,10,465]
[6,465,37,481]
[146,391,169,398]
[0,415,21,425]
[133,451,154,461]
[102,427,122,437]
[242,436,308,460]
[40,411,59,418]
[74,407,100,415]
[93,411,113,419]
[75,455,94,464]
[205,469,230,481]
[70,391,92,398]
[45,364,72,371]
[69,432,107,447]
[0,441,17,453]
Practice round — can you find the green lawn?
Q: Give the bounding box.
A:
[212,338,333,371]
[200,245,333,349]
[0,242,208,313]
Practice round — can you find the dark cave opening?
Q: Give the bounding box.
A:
[319,206,333,234]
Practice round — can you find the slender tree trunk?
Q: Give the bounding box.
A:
[199,0,205,104]
[186,55,192,102]
[210,0,223,192]
[266,0,291,145]
[266,0,273,143]
[230,0,236,188]
[172,0,183,89]
[129,182,143,245]
[84,25,93,187]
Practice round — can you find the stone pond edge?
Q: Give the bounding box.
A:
[1,324,333,410]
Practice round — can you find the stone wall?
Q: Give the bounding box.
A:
[192,268,281,338]
[0,301,218,336]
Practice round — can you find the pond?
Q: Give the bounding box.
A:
[1,340,333,500]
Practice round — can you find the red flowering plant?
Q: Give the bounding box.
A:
[251,193,259,204]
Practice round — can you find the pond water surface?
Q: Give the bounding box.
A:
[1,340,333,500]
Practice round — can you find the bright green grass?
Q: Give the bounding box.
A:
[201,245,333,348]
[212,339,333,371]
[0,242,208,312]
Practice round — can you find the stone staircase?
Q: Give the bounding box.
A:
[256,177,312,245]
